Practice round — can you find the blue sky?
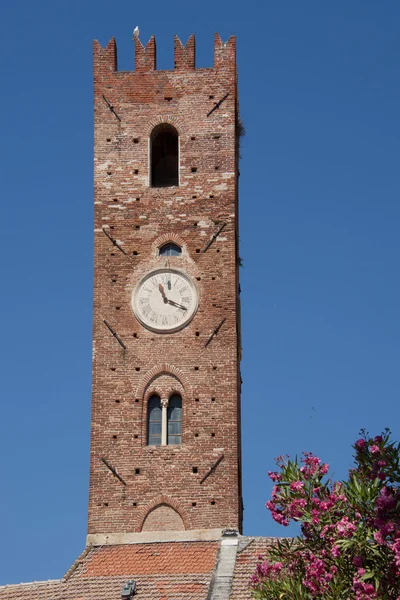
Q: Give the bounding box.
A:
[1,0,399,586]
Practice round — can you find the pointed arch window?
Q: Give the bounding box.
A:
[159,243,182,257]
[150,124,179,188]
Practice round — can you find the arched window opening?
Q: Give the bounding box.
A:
[167,394,182,445]
[159,243,182,257]
[150,125,179,188]
[147,395,162,446]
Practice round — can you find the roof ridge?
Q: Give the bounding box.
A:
[62,544,95,582]
[0,579,61,589]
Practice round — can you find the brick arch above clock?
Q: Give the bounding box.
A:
[152,233,189,258]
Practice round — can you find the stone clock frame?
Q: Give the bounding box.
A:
[132,268,199,334]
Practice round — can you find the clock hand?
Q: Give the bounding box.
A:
[158,284,168,303]
[167,299,187,311]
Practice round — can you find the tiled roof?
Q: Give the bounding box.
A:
[0,536,281,600]
[230,536,276,600]
[80,542,218,577]
[0,541,219,600]
[0,580,62,600]
[0,576,215,600]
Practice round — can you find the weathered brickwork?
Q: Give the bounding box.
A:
[142,504,185,532]
[89,33,242,536]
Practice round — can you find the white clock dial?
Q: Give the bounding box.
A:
[132,269,198,333]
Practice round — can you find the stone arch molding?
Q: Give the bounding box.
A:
[135,363,191,401]
[137,494,190,532]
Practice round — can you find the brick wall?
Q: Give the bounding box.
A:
[88,33,242,536]
[142,504,185,532]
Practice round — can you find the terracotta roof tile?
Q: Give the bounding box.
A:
[0,537,281,599]
[79,542,218,577]
[0,580,62,600]
[0,541,218,600]
[0,575,212,600]
[230,536,277,600]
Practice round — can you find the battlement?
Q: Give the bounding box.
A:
[93,33,236,74]
[90,24,241,538]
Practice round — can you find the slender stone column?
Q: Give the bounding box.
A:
[161,398,169,446]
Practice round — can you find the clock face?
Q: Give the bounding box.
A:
[132,269,198,333]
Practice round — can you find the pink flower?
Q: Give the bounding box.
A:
[331,545,340,558]
[370,444,380,455]
[375,486,396,517]
[320,463,329,475]
[290,480,304,492]
[268,470,281,482]
[374,530,385,545]
[336,516,356,538]
[271,485,281,496]
[271,510,289,526]
[312,516,320,525]
[355,439,366,450]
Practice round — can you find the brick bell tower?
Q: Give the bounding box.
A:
[88,32,242,545]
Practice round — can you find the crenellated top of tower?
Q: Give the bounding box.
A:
[93,33,236,74]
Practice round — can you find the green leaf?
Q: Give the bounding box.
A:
[360,571,374,581]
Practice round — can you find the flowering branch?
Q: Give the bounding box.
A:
[251,429,400,600]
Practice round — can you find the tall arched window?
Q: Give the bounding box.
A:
[150,124,179,188]
[147,395,162,446]
[146,393,182,446]
[167,394,182,445]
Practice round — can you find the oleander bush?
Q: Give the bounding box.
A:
[251,429,400,600]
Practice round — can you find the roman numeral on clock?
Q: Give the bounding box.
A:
[142,304,151,316]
